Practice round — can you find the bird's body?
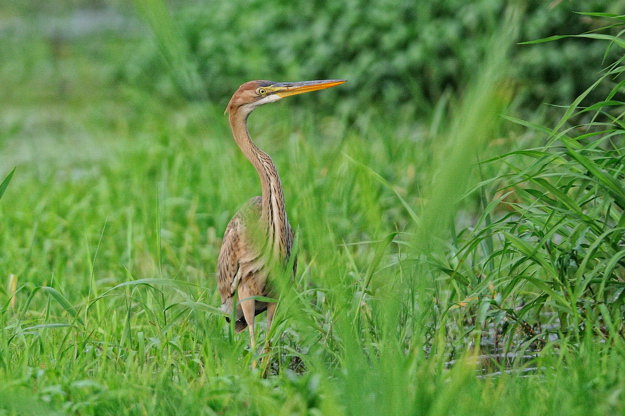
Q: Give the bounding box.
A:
[217,79,345,353]
[217,195,293,332]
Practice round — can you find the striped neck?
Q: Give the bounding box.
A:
[229,109,288,257]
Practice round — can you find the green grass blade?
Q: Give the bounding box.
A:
[40,286,84,326]
[561,137,625,209]
[0,168,15,200]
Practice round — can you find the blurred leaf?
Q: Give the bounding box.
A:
[133,0,206,100]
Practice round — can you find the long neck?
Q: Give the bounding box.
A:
[229,109,288,256]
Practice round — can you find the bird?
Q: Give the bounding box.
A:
[217,79,346,357]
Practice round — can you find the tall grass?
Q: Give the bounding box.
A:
[0,3,624,416]
[446,14,625,353]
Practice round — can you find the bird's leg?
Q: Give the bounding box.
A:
[239,287,257,367]
[261,302,277,377]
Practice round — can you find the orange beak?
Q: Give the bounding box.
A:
[272,79,347,98]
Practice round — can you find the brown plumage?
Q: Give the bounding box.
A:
[217,79,346,353]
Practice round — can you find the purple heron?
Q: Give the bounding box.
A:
[218,79,346,355]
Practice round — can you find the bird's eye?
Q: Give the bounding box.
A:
[257,88,267,96]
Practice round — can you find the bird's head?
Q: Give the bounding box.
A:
[226,79,346,115]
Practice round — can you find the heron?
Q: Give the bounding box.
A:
[217,79,346,358]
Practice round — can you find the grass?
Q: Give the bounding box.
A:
[1,4,624,416]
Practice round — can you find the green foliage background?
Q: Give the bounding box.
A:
[0,0,624,414]
[125,0,621,113]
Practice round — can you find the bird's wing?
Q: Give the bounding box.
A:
[217,214,243,301]
[217,197,262,301]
